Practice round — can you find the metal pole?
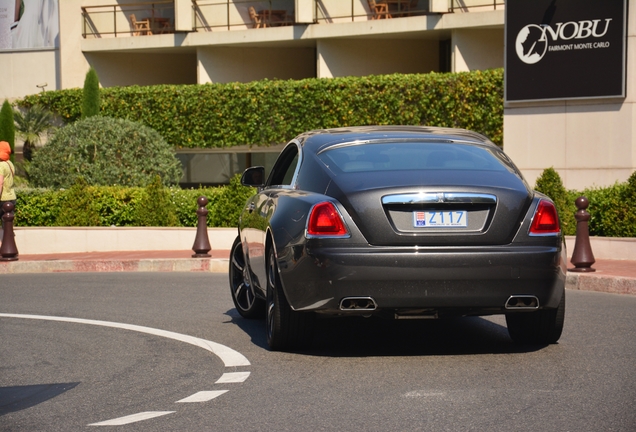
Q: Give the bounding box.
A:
[569,196,596,272]
[192,196,212,257]
[0,202,19,261]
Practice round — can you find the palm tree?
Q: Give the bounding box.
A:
[14,105,55,161]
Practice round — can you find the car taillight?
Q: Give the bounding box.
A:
[307,202,349,237]
[529,200,560,235]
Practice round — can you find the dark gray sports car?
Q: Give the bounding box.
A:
[229,126,566,351]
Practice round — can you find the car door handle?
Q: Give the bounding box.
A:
[247,203,255,213]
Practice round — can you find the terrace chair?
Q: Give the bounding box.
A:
[249,6,265,28]
[407,0,419,16]
[368,0,391,20]
[130,14,152,36]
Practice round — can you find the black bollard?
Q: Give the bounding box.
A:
[569,196,595,272]
[0,201,19,261]
[192,196,212,258]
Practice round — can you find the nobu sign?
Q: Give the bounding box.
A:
[505,0,627,102]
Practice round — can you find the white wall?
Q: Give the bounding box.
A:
[317,38,439,78]
[14,227,236,254]
[0,49,58,100]
[86,52,197,87]
[452,28,503,72]
[59,0,91,91]
[197,46,315,83]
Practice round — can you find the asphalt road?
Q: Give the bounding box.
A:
[1,273,635,431]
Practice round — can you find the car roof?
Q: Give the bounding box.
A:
[295,126,497,153]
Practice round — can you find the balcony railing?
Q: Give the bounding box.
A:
[81,1,505,38]
[82,1,175,38]
[192,0,295,31]
[315,0,430,23]
[449,0,504,13]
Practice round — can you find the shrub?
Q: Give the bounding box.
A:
[90,185,143,226]
[15,187,64,226]
[15,184,222,227]
[55,177,101,226]
[171,187,221,227]
[207,174,255,227]
[11,172,635,236]
[28,116,182,188]
[132,175,179,226]
[19,70,505,148]
[584,172,636,238]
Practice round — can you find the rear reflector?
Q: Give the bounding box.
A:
[307,202,349,237]
[529,200,560,235]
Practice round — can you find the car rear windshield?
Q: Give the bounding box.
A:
[318,142,512,173]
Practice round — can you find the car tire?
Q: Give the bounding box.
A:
[506,292,565,345]
[229,236,264,319]
[266,247,314,351]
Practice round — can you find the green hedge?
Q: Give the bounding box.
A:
[18,70,504,148]
[14,175,255,228]
[535,169,636,238]
[13,168,636,238]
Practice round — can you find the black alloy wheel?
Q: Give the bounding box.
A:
[229,236,264,319]
[266,247,314,351]
[506,292,565,344]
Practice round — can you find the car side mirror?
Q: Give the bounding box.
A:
[241,166,265,187]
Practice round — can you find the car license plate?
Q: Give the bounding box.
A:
[413,210,467,227]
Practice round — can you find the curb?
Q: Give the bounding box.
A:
[566,272,636,296]
[0,258,229,274]
[2,257,635,297]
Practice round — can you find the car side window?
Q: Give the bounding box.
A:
[268,144,300,187]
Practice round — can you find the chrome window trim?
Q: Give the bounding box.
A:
[289,140,303,189]
[316,138,483,154]
[381,192,497,205]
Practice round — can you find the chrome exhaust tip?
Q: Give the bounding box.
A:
[339,297,377,311]
[505,295,540,310]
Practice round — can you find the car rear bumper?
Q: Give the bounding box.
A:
[276,244,566,315]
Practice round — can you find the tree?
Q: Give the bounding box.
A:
[29,116,182,188]
[0,100,16,162]
[14,105,55,161]
[81,67,101,119]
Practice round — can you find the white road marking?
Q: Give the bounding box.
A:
[0,313,250,367]
[88,411,175,426]
[1,313,252,427]
[176,390,228,403]
[215,371,251,383]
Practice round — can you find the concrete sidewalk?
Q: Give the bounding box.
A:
[1,248,635,296]
[0,249,230,274]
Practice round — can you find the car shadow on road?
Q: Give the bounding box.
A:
[310,315,548,357]
[226,309,549,357]
[0,383,80,415]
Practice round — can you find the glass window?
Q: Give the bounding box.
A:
[268,145,299,186]
[176,150,282,187]
[318,142,510,173]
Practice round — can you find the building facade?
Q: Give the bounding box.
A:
[0,0,633,190]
